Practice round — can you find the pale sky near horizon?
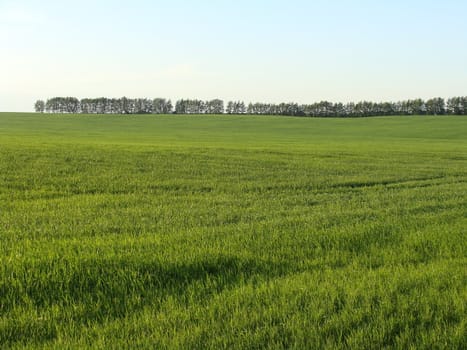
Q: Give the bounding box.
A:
[1,0,466,112]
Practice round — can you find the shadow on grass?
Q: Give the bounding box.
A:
[1,254,289,345]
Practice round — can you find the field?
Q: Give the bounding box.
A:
[0,113,466,349]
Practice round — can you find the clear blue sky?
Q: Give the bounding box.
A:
[1,0,466,111]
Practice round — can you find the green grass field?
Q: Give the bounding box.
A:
[1,113,466,349]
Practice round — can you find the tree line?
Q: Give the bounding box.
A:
[34,96,467,116]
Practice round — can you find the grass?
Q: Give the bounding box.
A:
[0,113,466,349]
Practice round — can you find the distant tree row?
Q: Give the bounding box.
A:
[35,97,173,114]
[35,96,467,116]
[175,99,224,114]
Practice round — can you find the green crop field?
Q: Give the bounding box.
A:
[1,113,466,349]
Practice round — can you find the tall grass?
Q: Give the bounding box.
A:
[0,113,466,349]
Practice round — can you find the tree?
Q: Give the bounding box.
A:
[34,100,45,113]
[426,98,445,115]
[175,99,186,114]
[207,99,224,114]
[237,101,246,114]
[447,97,466,115]
[153,98,173,114]
[226,101,234,114]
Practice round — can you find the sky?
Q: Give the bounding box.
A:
[1,0,466,112]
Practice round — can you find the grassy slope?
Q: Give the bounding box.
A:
[0,113,466,349]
